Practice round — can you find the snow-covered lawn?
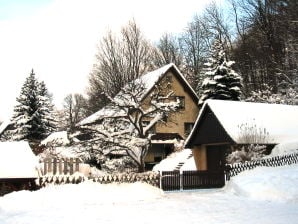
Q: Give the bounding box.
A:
[1,164,298,224]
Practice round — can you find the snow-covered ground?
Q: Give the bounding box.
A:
[1,164,298,224]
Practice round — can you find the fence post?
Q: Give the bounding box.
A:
[44,159,48,175]
[75,158,80,172]
[53,158,57,175]
[48,158,53,174]
[180,171,183,191]
[58,159,63,175]
[159,171,162,190]
[69,158,73,175]
[63,158,68,174]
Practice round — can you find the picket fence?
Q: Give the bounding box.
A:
[225,152,298,180]
[41,158,81,175]
[39,158,159,187]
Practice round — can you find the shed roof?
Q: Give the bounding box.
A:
[0,141,39,179]
[78,63,198,126]
[185,99,298,147]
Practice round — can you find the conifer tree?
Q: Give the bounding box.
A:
[10,70,56,141]
[198,39,242,106]
[37,81,57,135]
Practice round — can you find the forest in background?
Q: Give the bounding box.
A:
[1,0,297,131]
[84,0,298,117]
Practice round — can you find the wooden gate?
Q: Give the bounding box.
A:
[160,171,180,191]
[160,170,225,191]
[182,170,225,190]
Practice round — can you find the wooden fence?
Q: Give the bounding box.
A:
[92,172,160,187]
[160,170,225,191]
[41,158,81,175]
[225,152,298,180]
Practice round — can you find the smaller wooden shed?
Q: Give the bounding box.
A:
[185,99,298,171]
[0,141,39,195]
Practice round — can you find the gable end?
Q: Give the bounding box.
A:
[185,105,234,147]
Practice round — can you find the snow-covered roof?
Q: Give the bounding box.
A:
[40,131,70,146]
[78,63,198,126]
[0,141,39,178]
[186,99,298,146]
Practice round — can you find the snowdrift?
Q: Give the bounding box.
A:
[228,164,298,203]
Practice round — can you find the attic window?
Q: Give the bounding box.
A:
[175,96,185,110]
[165,74,172,83]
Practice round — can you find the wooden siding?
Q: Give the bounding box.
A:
[187,106,234,146]
[144,70,200,140]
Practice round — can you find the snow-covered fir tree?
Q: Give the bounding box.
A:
[37,81,57,135]
[10,70,56,141]
[198,39,242,106]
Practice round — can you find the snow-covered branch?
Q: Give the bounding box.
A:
[78,78,180,172]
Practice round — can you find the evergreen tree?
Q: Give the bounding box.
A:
[10,70,56,141]
[198,39,242,106]
[37,81,57,135]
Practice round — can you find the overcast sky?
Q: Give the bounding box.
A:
[0,0,219,121]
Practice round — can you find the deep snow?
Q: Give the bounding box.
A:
[1,164,298,224]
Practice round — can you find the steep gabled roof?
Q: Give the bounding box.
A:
[185,99,298,147]
[78,63,198,126]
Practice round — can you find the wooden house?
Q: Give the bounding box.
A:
[185,99,298,171]
[78,63,200,169]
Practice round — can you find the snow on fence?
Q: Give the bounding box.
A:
[39,158,160,187]
[39,158,85,186]
[225,152,298,180]
[91,172,160,187]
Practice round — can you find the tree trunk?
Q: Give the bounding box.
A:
[137,161,145,173]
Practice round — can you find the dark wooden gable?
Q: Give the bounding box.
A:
[186,105,234,147]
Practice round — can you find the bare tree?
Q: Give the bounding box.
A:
[63,94,87,130]
[229,0,298,94]
[155,33,183,68]
[87,19,158,114]
[202,2,234,54]
[179,14,211,88]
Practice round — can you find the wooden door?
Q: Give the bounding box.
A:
[206,145,226,171]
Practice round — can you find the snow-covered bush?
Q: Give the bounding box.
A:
[227,121,269,164]
[246,84,298,105]
[226,144,267,164]
[101,157,138,173]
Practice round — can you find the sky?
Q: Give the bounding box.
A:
[0,0,219,121]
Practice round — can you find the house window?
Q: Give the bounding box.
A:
[175,96,185,110]
[165,74,172,83]
[184,122,194,137]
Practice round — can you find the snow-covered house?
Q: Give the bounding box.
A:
[0,141,39,195]
[185,99,298,171]
[77,63,200,169]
